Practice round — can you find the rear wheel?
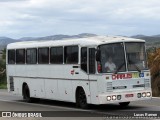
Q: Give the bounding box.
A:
[23,84,39,103]
[119,102,130,107]
[76,88,88,109]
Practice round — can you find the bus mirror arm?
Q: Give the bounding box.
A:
[96,50,101,61]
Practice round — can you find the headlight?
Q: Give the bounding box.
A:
[142,92,146,97]
[107,96,111,101]
[112,95,116,100]
[147,92,151,97]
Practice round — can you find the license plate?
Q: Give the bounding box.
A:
[125,94,134,98]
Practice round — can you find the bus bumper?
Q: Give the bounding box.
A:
[98,90,152,104]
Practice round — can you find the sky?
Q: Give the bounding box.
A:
[0,0,160,38]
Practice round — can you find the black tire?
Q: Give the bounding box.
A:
[23,85,39,103]
[119,102,130,107]
[76,88,88,109]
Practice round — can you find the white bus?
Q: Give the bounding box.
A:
[6,36,152,108]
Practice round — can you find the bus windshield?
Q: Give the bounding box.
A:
[99,42,147,73]
[99,43,126,73]
[126,42,147,71]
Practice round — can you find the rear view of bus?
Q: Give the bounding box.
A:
[96,40,151,106]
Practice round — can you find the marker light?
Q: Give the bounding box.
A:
[117,95,121,100]
[107,96,111,101]
[142,92,146,97]
[137,93,141,98]
[146,73,150,76]
[106,76,109,80]
[147,92,151,97]
[112,95,116,100]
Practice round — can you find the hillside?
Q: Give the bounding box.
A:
[0,34,160,50]
[0,33,97,50]
[0,37,15,50]
[131,35,160,48]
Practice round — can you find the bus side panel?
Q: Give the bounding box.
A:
[13,77,45,98]
[12,77,23,95]
[45,79,58,100]
[58,80,73,102]
[89,81,99,104]
[7,65,16,92]
[27,78,45,98]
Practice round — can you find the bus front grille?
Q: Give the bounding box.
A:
[106,82,113,92]
[144,79,150,88]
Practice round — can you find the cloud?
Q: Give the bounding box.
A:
[0,0,160,38]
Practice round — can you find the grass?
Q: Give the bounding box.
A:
[0,83,7,89]
[0,75,7,89]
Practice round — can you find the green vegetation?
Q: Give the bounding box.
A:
[0,49,6,89]
[148,48,160,96]
[0,83,7,89]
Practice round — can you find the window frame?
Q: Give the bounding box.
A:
[125,42,148,71]
[50,46,63,64]
[8,49,16,64]
[89,48,96,74]
[98,42,126,73]
[16,49,26,64]
[38,47,49,64]
[81,47,88,73]
[64,45,79,64]
[26,48,37,64]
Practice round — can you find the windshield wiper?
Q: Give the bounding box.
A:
[114,60,142,74]
[114,62,125,74]
[128,59,141,73]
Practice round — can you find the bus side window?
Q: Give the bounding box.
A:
[89,48,95,74]
[16,49,25,64]
[8,50,15,64]
[50,47,63,64]
[26,48,37,64]
[64,46,78,64]
[38,48,49,64]
[81,47,87,72]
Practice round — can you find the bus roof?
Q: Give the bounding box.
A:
[7,36,145,49]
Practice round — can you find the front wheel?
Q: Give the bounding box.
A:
[76,88,88,109]
[23,85,39,103]
[119,102,130,107]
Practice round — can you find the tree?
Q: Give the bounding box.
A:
[148,48,160,96]
[2,49,6,60]
[0,49,6,84]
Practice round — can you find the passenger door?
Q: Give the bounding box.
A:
[88,47,98,104]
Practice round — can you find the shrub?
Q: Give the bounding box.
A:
[148,48,160,96]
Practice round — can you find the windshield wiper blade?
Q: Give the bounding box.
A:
[114,62,125,74]
[128,60,141,73]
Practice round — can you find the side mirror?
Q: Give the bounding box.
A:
[96,50,101,61]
